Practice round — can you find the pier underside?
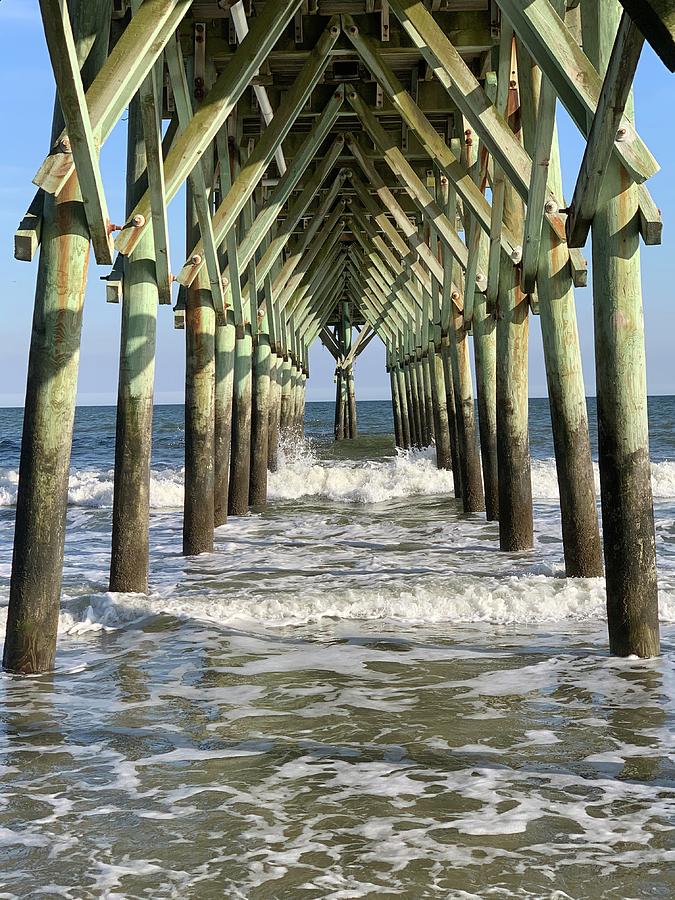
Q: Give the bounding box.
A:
[4,0,673,671]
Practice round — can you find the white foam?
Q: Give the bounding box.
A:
[0,451,673,510]
[268,446,455,503]
[1,572,669,637]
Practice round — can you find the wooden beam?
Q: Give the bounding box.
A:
[618,0,675,71]
[520,8,561,292]
[138,59,173,304]
[164,36,226,318]
[35,0,192,197]
[176,18,341,285]
[224,88,344,284]
[342,14,516,257]
[496,0,659,184]
[14,191,44,262]
[253,142,346,294]
[38,0,113,265]
[566,11,645,248]
[115,0,304,257]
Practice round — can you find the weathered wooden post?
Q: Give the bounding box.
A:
[496,246,533,550]
[409,357,424,448]
[472,274,499,520]
[396,361,412,449]
[517,42,602,576]
[267,351,281,471]
[430,344,452,469]
[110,96,159,592]
[3,0,112,675]
[184,191,216,555]
[347,368,358,439]
[250,315,271,506]
[441,339,463,499]
[449,305,485,513]
[463,130,499,520]
[495,42,534,552]
[228,320,253,516]
[280,355,292,437]
[214,310,235,526]
[582,0,660,656]
[390,360,403,446]
[421,352,435,447]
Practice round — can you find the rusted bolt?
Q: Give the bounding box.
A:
[132,214,145,228]
[348,25,357,35]
[59,137,71,153]
[451,290,461,301]
[191,254,202,266]
[511,245,523,264]
[331,24,340,35]
[107,222,123,234]
[616,126,627,141]
[440,176,448,185]
[544,199,557,214]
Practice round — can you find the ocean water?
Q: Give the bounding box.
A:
[0,398,674,898]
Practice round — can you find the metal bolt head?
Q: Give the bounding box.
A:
[544,199,557,214]
[132,214,145,228]
[59,137,71,153]
[616,126,627,141]
[191,254,202,266]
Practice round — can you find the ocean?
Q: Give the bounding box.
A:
[0,398,674,898]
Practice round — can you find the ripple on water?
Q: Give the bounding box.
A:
[0,436,674,897]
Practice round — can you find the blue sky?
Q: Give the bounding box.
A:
[0,1,672,404]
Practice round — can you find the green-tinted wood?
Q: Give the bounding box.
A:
[35,0,192,196]
[38,0,113,265]
[110,96,158,593]
[115,0,303,256]
[582,0,659,657]
[183,192,215,556]
[4,0,112,676]
[177,19,340,285]
[214,310,235,526]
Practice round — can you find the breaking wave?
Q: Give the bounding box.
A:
[1,571,673,637]
[0,450,673,509]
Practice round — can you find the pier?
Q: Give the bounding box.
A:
[3,0,673,674]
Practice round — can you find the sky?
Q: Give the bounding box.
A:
[0,1,672,405]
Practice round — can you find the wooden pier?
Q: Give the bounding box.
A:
[4,0,673,673]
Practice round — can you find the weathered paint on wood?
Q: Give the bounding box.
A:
[582,0,659,657]
[110,96,158,593]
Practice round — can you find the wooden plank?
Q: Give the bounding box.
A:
[14,191,44,262]
[164,36,226,318]
[38,0,113,265]
[567,11,645,248]
[520,41,559,291]
[35,0,192,196]
[225,88,344,282]
[497,0,659,184]
[176,18,341,285]
[115,0,304,257]
[342,15,518,257]
[138,59,173,304]
[618,0,675,71]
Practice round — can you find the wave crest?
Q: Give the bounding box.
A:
[0,452,673,510]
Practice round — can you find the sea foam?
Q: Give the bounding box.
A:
[1,571,672,637]
[0,451,674,510]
